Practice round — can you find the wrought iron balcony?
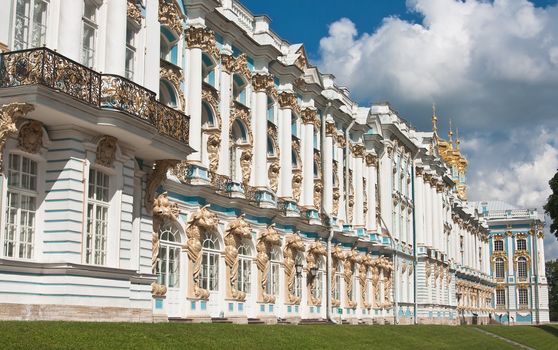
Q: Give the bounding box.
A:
[0,47,189,144]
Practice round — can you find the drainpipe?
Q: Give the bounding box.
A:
[321,102,338,324]
[411,162,418,324]
[345,120,356,225]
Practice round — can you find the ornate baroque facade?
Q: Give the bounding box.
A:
[0,0,547,325]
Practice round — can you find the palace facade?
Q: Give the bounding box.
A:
[0,0,546,324]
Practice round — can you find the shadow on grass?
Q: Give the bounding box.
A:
[536,325,558,338]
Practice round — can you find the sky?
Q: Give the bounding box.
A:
[242,0,558,260]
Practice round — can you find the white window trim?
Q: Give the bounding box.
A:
[10,0,50,50]
[0,139,46,261]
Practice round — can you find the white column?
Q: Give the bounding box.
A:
[415,169,425,245]
[57,0,84,62]
[144,0,160,94]
[219,58,232,175]
[337,145,346,221]
[380,147,393,233]
[425,177,432,247]
[365,155,377,231]
[322,123,334,214]
[104,0,127,75]
[301,115,315,207]
[252,77,268,188]
[537,233,546,276]
[278,102,293,197]
[186,41,202,161]
[354,152,364,226]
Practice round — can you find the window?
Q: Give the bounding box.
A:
[125,22,136,79]
[267,97,274,123]
[333,261,343,301]
[237,243,251,294]
[3,154,38,259]
[496,289,506,306]
[201,233,219,291]
[495,258,505,279]
[294,254,303,298]
[157,224,181,288]
[516,238,527,251]
[267,247,281,296]
[494,240,504,251]
[313,258,324,301]
[518,288,528,306]
[13,0,48,50]
[85,169,109,265]
[82,0,98,67]
[517,257,528,280]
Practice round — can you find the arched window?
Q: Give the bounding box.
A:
[494,240,504,251]
[237,241,251,294]
[517,257,528,279]
[157,224,181,288]
[201,232,220,291]
[160,27,178,63]
[495,258,505,279]
[159,80,178,108]
[267,246,281,297]
[294,253,304,298]
[202,102,215,128]
[230,119,248,182]
[3,154,38,259]
[267,96,275,123]
[232,74,247,105]
[516,238,527,251]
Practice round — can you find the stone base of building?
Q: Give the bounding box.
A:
[417,317,458,325]
[0,303,153,322]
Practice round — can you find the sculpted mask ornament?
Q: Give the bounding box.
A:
[185,205,219,300]
[207,132,220,173]
[18,120,43,154]
[307,239,326,306]
[224,214,252,301]
[283,233,306,304]
[150,191,179,297]
[256,224,281,303]
[0,103,35,171]
[95,135,118,168]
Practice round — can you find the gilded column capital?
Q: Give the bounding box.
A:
[278,91,296,109]
[335,133,346,148]
[365,153,378,167]
[325,122,336,137]
[415,166,424,176]
[351,144,366,158]
[252,73,273,92]
[185,26,219,59]
[159,0,183,36]
[300,108,317,125]
[127,0,142,26]
[220,54,235,73]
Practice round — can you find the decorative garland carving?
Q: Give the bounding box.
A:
[307,239,326,306]
[363,177,368,214]
[159,0,183,37]
[313,179,323,210]
[331,244,345,307]
[144,160,179,212]
[256,224,281,303]
[268,160,280,193]
[332,160,340,216]
[185,205,219,300]
[18,120,43,154]
[150,192,179,296]
[240,148,252,186]
[207,132,220,173]
[224,214,252,301]
[95,135,117,168]
[127,0,142,26]
[0,103,35,171]
[267,122,280,158]
[344,248,360,309]
[292,169,302,202]
[283,233,306,304]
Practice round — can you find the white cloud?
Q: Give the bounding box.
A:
[317,0,558,258]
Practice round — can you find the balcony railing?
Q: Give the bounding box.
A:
[0,47,189,144]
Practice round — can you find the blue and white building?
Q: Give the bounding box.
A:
[0,0,545,325]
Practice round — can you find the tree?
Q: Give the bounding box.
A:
[546,260,558,321]
[544,171,558,240]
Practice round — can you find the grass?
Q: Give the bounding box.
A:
[0,322,534,350]
[478,324,558,350]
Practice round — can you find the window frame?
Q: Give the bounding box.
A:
[157,223,181,288]
[516,238,527,251]
[84,167,111,265]
[201,233,220,292]
[518,288,528,307]
[494,240,504,252]
[496,288,506,306]
[517,256,528,280]
[495,257,505,279]
[12,0,49,50]
[81,0,99,68]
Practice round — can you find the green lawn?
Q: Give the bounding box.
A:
[478,324,558,350]
[0,322,533,350]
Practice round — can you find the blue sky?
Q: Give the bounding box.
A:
[240,0,558,259]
